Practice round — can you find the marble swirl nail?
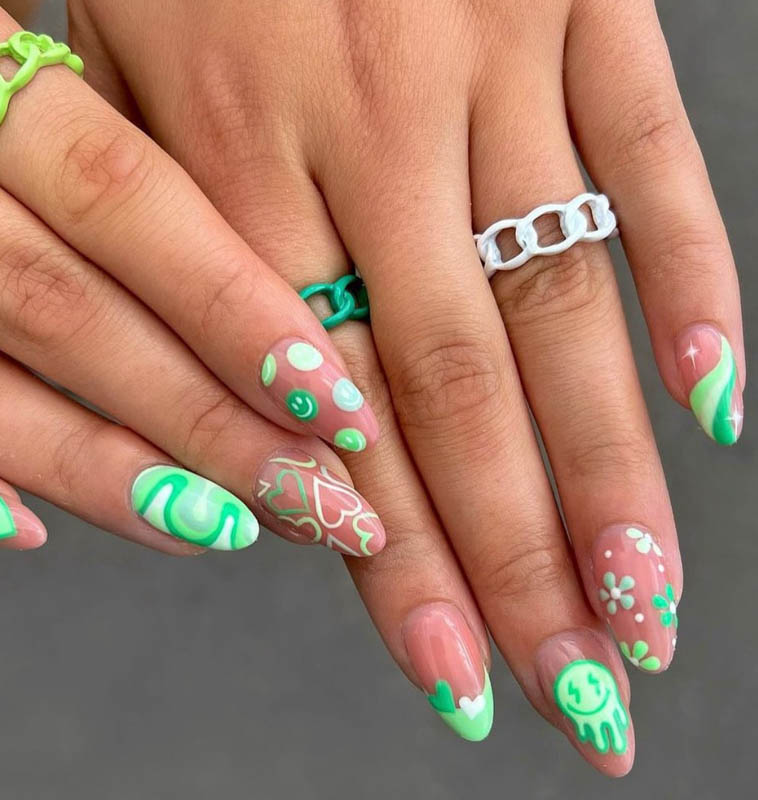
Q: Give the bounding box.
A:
[255,448,385,556]
[131,465,259,550]
[676,324,743,445]
[403,603,494,742]
[260,338,379,452]
[0,496,17,539]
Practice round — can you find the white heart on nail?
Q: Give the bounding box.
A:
[458,694,485,720]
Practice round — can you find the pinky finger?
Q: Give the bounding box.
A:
[0,480,47,549]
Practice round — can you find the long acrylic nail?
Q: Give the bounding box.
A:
[255,448,385,556]
[131,465,259,550]
[0,496,17,539]
[536,629,634,776]
[676,323,743,445]
[260,338,379,452]
[402,603,493,742]
[592,524,678,674]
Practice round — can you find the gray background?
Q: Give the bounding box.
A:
[2,1,756,798]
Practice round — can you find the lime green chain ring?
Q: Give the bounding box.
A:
[0,32,83,125]
[299,274,370,330]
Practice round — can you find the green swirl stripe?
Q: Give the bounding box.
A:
[689,335,738,445]
[0,497,17,539]
[131,466,259,550]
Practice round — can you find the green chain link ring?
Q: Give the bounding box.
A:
[0,32,83,125]
[299,274,370,330]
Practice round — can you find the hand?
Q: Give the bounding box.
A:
[68,0,743,774]
[0,12,387,558]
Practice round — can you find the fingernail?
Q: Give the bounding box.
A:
[131,465,259,550]
[676,324,743,445]
[402,603,493,742]
[260,338,379,452]
[0,496,17,539]
[536,629,634,776]
[254,448,385,556]
[591,525,678,674]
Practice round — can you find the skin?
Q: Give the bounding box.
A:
[0,0,745,775]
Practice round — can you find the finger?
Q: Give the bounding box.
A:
[312,89,633,771]
[469,34,681,678]
[565,0,744,445]
[0,479,47,549]
[0,14,378,452]
[0,186,385,557]
[172,139,497,741]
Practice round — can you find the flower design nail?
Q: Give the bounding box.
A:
[652,583,678,628]
[598,572,635,615]
[619,641,661,672]
[624,527,663,556]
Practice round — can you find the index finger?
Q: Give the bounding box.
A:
[0,16,378,453]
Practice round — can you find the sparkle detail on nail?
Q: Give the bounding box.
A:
[658,564,665,572]
[635,613,644,623]
[604,550,612,559]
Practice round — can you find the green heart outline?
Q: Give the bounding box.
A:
[265,468,311,517]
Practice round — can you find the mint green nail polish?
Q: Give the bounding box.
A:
[0,496,17,539]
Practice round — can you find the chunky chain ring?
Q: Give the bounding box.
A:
[299,274,370,330]
[475,193,618,279]
[0,32,84,125]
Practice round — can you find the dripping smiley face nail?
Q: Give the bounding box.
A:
[260,338,379,452]
[676,324,743,445]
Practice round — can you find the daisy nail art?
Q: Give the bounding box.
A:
[592,525,678,674]
[261,338,379,452]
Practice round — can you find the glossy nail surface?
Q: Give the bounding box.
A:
[255,448,385,556]
[536,629,634,776]
[676,324,742,445]
[0,496,17,539]
[403,603,493,742]
[132,465,259,550]
[261,338,378,452]
[592,525,677,673]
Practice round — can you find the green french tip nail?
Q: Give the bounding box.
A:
[0,496,17,539]
[131,465,259,550]
[427,672,494,742]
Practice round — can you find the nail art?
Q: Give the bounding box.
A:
[255,448,385,556]
[131,465,259,550]
[676,324,743,445]
[0,497,17,539]
[553,660,629,755]
[592,525,677,673]
[403,603,493,742]
[260,338,379,451]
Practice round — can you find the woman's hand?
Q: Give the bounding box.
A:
[66,0,743,774]
[0,11,387,557]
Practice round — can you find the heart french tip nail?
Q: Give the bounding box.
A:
[403,603,494,742]
[592,525,678,674]
[255,448,386,557]
[676,324,743,445]
[131,465,259,551]
[260,338,379,451]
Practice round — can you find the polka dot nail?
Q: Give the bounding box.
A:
[261,338,379,451]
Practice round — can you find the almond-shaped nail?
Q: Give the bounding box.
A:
[402,603,493,742]
[536,629,634,776]
[676,324,743,445]
[131,465,259,550]
[0,496,17,539]
[254,448,385,556]
[260,338,379,452]
[592,525,678,674]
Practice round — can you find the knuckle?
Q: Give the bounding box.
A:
[0,238,101,347]
[472,533,570,605]
[564,428,653,484]
[50,420,110,496]
[178,388,247,465]
[497,244,611,323]
[196,254,260,337]
[53,119,153,225]
[390,332,502,430]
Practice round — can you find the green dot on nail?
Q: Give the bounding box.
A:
[286,389,319,421]
[261,353,277,386]
[334,427,367,452]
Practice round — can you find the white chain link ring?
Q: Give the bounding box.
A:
[474,193,618,279]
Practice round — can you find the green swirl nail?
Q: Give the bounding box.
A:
[131,465,259,550]
[689,335,739,445]
[0,497,16,539]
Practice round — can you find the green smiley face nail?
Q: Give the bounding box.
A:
[553,660,629,755]
[286,389,319,421]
